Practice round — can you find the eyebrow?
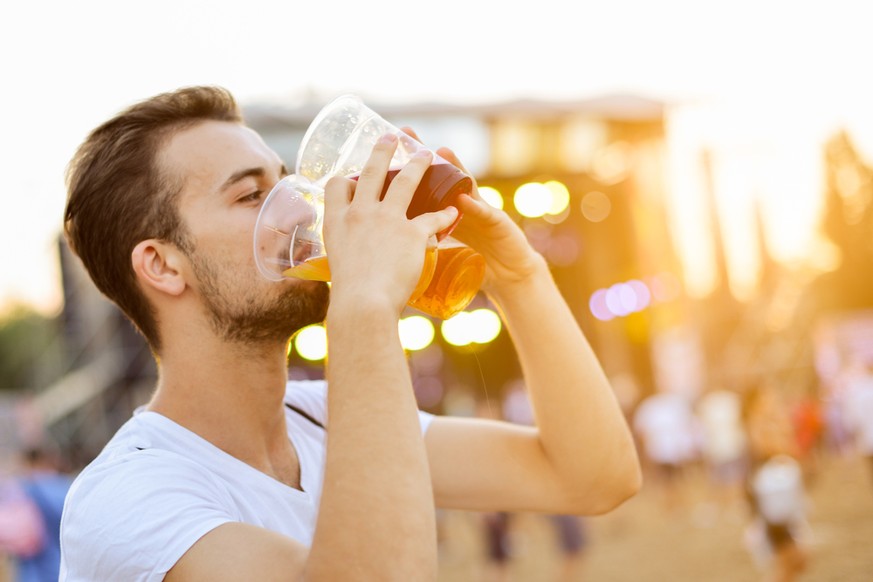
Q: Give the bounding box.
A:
[220,163,289,191]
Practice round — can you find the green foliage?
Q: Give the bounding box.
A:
[0,305,60,391]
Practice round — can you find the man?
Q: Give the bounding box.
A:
[60,86,640,581]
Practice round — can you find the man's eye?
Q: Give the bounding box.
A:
[239,190,264,204]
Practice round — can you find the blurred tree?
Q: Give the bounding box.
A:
[815,130,873,312]
[0,306,61,391]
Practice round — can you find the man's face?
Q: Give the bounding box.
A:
[159,121,329,344]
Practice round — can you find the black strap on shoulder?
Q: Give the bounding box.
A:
[285,403,325,429]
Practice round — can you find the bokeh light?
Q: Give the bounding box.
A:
[294,324,327,361]
[441,308,502,346]
[591,141,631,184]
[514,182,553,218]
[544,180,571,215]
[399,315,435,351]
[545,233,580,267]
[413,376,444,408]
[478,186,505,210]
[589,279,654,321]
[589,289,614,321]
[581,191,612,222]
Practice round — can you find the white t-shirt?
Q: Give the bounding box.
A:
[751,454,806,525]
[59,380,434,581]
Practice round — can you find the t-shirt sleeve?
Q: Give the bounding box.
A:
[285,379,435,435]
[60,451,236,582]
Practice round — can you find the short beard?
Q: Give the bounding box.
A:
[191,249,329,346]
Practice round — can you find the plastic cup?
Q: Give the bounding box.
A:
[254,174,439,305]
[253,94,486,320]
[295,94,473,239]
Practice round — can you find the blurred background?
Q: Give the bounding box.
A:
[2,0,873,580]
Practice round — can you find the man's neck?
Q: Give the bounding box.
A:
[147,335,299,485]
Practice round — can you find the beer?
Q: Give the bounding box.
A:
[408,245,485,320]
[283,245,438,304]
[283,243,484,320]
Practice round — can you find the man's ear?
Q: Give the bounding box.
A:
[131,240,187,297]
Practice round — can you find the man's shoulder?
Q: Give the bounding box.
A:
[65,413,233,519]
[61,430,236,581]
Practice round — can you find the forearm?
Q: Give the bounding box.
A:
[488,262,641,508]
[307,297,436,580]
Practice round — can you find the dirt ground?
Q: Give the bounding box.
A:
[436,451,873,581]
[1,452,867,581]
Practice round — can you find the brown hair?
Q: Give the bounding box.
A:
[64,86,242,350]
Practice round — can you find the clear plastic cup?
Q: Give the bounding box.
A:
[253,174,440,308]
[296,94,473,239]
[295,95,486,318]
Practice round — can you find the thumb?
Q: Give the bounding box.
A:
[416,206,459,238]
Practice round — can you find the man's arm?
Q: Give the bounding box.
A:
[425,149,642,515]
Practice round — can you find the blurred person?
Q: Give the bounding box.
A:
[475,398,513,582]
[790,391,825,484]
[502,383,591,582]
[696,389,749,517]
[548,514,588,582]
[59,86,640,580]
[633,390,699,513]
[0,477,43,581]
[843,360,873,486]
[0,444,73,582]
[742,385,809,582]
[480,511,512,582]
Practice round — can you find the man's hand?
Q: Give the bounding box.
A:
[397,127,547,297]
[435,147,547,296]
[322,134,458,314]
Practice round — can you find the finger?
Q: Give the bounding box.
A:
[436,147,484,203]
[413,206,460,238]
[382,149,432,210]
[456,193,501,224]
[323,177,354,234]
[355,133,398,202]
[400,126,422,143]
[435,147,469,175]
[324,175,355,206]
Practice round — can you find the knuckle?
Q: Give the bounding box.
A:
[324,176,350,193]
[359,165,383,180]
[389,172,421,191]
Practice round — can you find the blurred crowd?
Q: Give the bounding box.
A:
[436,360,873,582]
[0,445,73,582]
[1,362,872,581]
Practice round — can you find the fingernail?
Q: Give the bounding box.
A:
[378,133,397,144]
[413,149,433,158]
